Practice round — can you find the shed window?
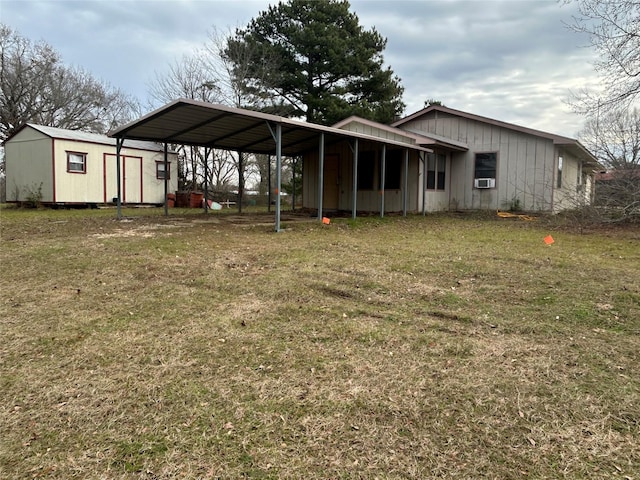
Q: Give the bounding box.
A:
[474,152,497,180]
[156,161,171,180]
[427,152,446,190]
[67,152,86,173]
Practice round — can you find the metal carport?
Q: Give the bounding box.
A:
[109,98,431,231]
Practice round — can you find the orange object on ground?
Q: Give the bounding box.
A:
[544,235,555,245]
[322,217,330,225]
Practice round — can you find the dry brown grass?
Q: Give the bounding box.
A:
[1,207,639,479]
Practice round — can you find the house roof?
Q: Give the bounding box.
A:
[5,124,169,153]
[333,115,469,152]
[108,99,432,156]
[392,105,601,167]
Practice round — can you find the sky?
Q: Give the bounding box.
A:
[1,0,600,138]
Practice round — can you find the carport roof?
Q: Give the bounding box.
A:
[108,98,431,156]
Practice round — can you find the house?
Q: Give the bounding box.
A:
[104,99,601,230]
[4,124,178,206]
[310,105,601,214]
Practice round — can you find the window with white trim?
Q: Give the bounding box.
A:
[576,161,582,185]
[156,161,170,180]
[67,151,86,173]
[557,156,563,188]
[426,152,446,190]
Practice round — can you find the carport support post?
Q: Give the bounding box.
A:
[164,143,169,217]
[403,149,408,216]
[275,123,282,232]
[238,151,244,214]
[422,152,427,216]
[203,147,209,214]
[352,138,358,219]
[292,156,297,211]
[380,145,386,218]
[318,133,325,221]
[116,138,123,220]
[267,155,272,213]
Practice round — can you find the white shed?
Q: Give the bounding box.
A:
[4,124,178,206]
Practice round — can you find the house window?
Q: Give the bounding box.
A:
[156,161,171,180]
[427,154,436,189]
[382,149,402,190]
[557,156,563,188]
[475,152,497,181]
[576,161,582,185]
[437,154,446,190]
[67,151,86,173]
[357,151,376,190]
[426,152,446,190]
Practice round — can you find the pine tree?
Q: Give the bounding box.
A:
[224,0,405,125]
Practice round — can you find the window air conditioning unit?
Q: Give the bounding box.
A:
[474,178,496,189]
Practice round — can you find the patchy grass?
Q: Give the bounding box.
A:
[1,207,639,479]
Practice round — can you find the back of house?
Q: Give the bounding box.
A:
[391,105,601,213]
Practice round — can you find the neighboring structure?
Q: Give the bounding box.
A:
[304,105,601,214]
[594,169,640,210]
[4,124,178,206]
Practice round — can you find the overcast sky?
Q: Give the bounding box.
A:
[2,0,599,137]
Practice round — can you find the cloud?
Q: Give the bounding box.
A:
[2,0,598,137]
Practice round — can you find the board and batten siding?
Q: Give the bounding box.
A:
[421,152,451,212]
[552,149,587,212]
[302,140,420,213]
[337,123,415,145]
[400,112,556,211]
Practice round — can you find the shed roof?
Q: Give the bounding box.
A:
[108,99,432,156]
[5,124,168,153]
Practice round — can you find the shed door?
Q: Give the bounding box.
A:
[123,156,143,203]
[103,154,143,204]
[103,154,117,203]
[323,154,339,210]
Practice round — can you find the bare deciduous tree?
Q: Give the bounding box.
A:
[0,23,139,200]
[148,54,224,190]
[579,107,640,220]
[0,23,140,142]
[580,108,640,171]
[147,27,279,204]
[566,0,640,114]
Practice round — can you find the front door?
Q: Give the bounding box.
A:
[323,154,339,210]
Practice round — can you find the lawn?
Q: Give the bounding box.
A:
[1,207,639,479]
